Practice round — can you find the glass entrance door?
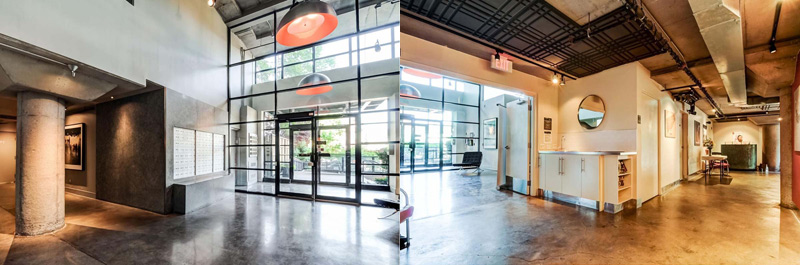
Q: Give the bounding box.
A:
[400,115,442,172]
[275,113,359,203]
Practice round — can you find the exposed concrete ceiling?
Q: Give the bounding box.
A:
[544,0,622,25]
[640,0,798,117]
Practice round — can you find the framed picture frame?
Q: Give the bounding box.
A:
[65,123,84,170]
[664,109,676,138]
[694,121,702,146]
[483,118,498,150]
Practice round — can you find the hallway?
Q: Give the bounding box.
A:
[400,171,800,264]
[0,184,398,265]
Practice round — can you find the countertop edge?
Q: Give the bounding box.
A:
[538,151,637,156]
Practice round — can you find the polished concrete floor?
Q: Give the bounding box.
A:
[0,184,398,265]
[236,182,396,205]
[400,170,800,264]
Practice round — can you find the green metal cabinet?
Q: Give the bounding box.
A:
[720,144,757,170]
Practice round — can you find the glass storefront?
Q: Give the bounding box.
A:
[227,0,400,205]
[399,67,482,172]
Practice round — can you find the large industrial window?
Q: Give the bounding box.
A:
[226,0,400,205]
[400,67,481,172]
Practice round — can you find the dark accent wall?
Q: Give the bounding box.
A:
[65,109,97,197]
[96,89,167,213]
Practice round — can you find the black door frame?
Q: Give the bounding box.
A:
[275,112,361,204]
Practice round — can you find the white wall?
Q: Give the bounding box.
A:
[559,63,638,151]
[0,0,229,107]
[686,110,712,174]
[712,120,763,165]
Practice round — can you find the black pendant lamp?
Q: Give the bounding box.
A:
[276,0,339,47]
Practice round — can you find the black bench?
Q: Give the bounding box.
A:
[452,151,483,174]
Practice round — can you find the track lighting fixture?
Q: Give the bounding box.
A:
[769,41,777,54]
[551,72,559,85]
[207,0,215,7]
[67,64,78,77]
[560,76,566,86]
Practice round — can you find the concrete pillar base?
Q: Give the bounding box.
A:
[15,91,66,236]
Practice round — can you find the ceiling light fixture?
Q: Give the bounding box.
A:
[296,73,333,95]
[560,76,566,86]
[551,72,559,85]
[276,0,338,47]
[207,0,215,7]
[769,41,777,53]
[778,117,783,121]
[67,64,78,77]
[400,84,421,98]
[374,4,381,52]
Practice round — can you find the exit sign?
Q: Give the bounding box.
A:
[490,54,513,73]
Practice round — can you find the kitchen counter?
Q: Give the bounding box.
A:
[538,150,637,156]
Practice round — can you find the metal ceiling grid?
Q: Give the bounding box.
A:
[401,0,667,77]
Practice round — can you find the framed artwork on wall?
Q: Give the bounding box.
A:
[483,118,498,149]
[664,109,676,138]
[795,88,800,151]
[65,123,84,170]
[694,121,701,146]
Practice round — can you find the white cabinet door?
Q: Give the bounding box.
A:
[543,155,561,192]
[580,156,600,200]
[561,155,582,197]
[538,155,546,189]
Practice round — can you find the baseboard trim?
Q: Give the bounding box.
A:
[661,179,682,195]
[66,186,96,198]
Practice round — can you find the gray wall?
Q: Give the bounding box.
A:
[65,110,97,198]
[164,88,231,212]
[97,89,167,213]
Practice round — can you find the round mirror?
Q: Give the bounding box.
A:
[578,95,605,129]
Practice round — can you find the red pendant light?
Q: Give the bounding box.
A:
[400,84,421,98]
[276,0,339,47]
[296,73,333,95]
[402,68,442,79]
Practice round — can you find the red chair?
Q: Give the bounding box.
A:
[711,160,730,176]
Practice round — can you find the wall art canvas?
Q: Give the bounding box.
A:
[694,121,701,146]
[483,118,498,149]
[65,123,84,170]
[664,109,676,138]
[795,88,800,151]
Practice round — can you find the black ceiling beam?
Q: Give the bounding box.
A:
[400,7,578,80]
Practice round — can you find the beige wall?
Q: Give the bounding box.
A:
[686,110,712,174]
[712,120,763,165]
[0,123,14,184]
[559,63,638,151]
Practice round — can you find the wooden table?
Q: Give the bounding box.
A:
[701,155,728,184]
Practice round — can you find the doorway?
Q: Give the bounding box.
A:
[400,114,442,173]
[275,113,359,204]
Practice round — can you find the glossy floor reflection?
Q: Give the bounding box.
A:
[0,184,399,265]
[400,170,800,264]
[236,182,396,205]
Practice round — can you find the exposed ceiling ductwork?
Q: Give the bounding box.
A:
[687,0,747,106]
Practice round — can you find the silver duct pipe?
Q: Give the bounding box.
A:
[688,0,747,105]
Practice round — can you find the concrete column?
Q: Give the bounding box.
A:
[763,124,779,171]
[779,87,796,209]
[15,91,66,235]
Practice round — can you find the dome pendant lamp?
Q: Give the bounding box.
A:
[296,73,333,95]
[399,84,421,98]
[276,0,339,47]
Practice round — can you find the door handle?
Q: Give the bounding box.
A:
[581,158,585,172]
